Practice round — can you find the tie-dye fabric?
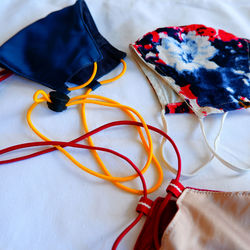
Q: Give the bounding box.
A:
[131,24,250,117]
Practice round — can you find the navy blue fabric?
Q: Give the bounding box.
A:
[69,0,126,85]
[0,0,126,93]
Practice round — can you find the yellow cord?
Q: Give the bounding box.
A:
[28,93,153,182]
[99,59,126,85]
[27,60,164,194]
[67,62,97,91]
[67,59,126,92]
[81,89,163,194]
[70,59,162,193]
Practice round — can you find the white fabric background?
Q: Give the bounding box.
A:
[0,0,249,249]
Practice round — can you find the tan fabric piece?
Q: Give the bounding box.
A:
[161,189,250,250]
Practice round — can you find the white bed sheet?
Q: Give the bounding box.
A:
[0,0,249,249]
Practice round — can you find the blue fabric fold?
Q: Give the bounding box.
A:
[0,0,126,93]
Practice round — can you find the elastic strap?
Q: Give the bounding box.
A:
[67,62,98,91]
[160,109,225,177]
[199,113,250,173]
[99,59,127,85]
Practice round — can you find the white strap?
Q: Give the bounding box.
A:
[160,110,229,177]
[199,113,250,173]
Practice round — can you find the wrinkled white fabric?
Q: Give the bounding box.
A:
[0,0,249,250]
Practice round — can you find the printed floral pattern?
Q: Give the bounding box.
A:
[132,24,250,117]
[156,31,218,71]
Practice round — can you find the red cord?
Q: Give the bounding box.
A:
[0,140,148,197]
[0,70,12,82]
[0,120,182,249]
[0,69,10,76]
[112,212,144,250]
[0,121,182,179]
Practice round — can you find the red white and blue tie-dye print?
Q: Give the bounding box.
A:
[131,24,250,117]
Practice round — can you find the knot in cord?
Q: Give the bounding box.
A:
[47,91,70,112]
